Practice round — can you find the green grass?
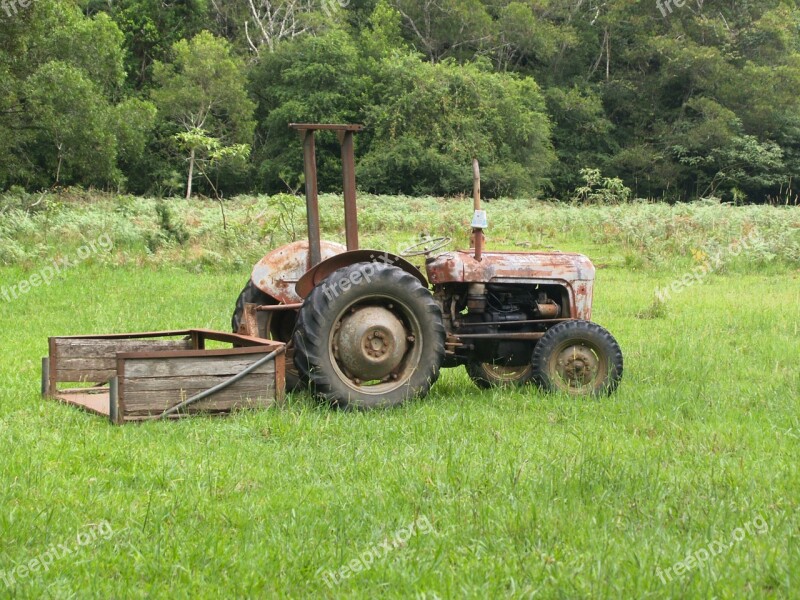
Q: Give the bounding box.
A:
[0,198,798,598]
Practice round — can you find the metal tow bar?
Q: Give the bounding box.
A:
[149,346,286,421]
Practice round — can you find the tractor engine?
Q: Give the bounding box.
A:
[437,283,565,368]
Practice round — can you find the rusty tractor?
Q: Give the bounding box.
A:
[232,124,623,409]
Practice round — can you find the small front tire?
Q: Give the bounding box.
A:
[531,320,623,396]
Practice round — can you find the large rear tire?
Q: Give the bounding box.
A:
[531,320,623,396]
[293,263,445,409]
[232,280,304,392]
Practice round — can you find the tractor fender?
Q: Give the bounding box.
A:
[252,240,348,305]
[295,250,428,299]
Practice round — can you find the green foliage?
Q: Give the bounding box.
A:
[0,0,155,190]
[152,31,255,143]
[360,55,554,197]
[360,0,407,59]
[393,0,492,62]
[263,193,305,241]
[152,31,256,197]
[146,201,190,251]
[572,168,632,205]
[24,61,118,186]
[1,192,797,272]
[97,0,209,89]
[2,0,800,202]
[250,28,369,192]
[545,86,615,194]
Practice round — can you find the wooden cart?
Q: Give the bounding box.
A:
[43,330,285,424]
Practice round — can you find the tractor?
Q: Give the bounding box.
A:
[232,124,623,409]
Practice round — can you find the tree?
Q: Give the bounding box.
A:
[152,32,256,199]
[243,0,316,54]
[0,0,155,190]
[90,0,210,90]
[24,62,118,186]
[249,28,368,193]
[360,54,554,197]
[392,0,492,62]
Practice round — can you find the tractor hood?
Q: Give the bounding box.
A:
[426,250,596,320]
[426,250,596,285]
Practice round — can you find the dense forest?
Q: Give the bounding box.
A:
[1,0,798,202]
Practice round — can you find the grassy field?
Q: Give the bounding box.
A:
[0,195,798,598]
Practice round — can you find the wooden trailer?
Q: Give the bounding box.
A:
[43,329,285,424]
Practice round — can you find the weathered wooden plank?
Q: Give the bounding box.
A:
[124,398,273,417]
[116,347,274,360]
[121,375,273,392]
[55,369,116,383]
[54,338,192,359]
[58,358,117,371]
[122,377,275,405]
[52,330,191,341]
[123,355,276,378]
[58,387,109,394]
[123,384,276,413]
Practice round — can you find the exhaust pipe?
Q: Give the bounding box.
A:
[471,159,487,262]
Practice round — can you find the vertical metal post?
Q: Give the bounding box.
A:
[41,357,49,397]
[472,158,485,262]
[301,130,322,267]
[109,377,119,425]
[48,337,57,397]
[339,130,359,251]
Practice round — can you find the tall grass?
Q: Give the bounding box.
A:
[0,265,796,597]
[0,195,797,597]
[1,191,798,274]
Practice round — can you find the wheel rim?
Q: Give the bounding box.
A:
[547,340,607,394]
[481,363,533,384]
[328,296,423,395]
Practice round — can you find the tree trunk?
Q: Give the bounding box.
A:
[186,148,195,200]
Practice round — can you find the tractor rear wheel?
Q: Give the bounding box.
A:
[531,320,623,396]
[466,361,535,389]
[293,263,445,409]
[232,280,304,391]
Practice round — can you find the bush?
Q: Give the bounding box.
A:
[572,168,632,204]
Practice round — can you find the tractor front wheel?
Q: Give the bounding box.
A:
[293,263,445,409]
[531,320,623,396]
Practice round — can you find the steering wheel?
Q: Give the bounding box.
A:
[399,236,452,258]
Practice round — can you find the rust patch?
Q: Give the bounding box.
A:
[252,240,347,304]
